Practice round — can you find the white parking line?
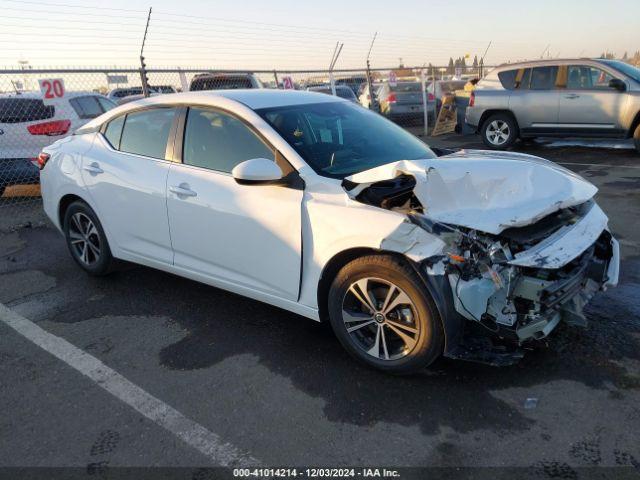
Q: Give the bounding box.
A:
[0,303,258,467]
[558,162,640,170]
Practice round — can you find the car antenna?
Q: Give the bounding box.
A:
[139,7,152,98]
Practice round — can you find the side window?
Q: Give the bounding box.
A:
[530,66,558,90]
[69,96,104,119]
[119,108,176,159]
[183,107,275,173]
[567,66,615,89]
[103,115,125,149]
[498,69,518,90]
[97,97,117,112]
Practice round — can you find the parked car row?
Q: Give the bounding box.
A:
[465,58,640,153]
[0,91,117,196]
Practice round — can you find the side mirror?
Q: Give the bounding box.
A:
[609,78,626,92]
[232,158,285,186]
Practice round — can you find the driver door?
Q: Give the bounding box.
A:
[166,107,303,300]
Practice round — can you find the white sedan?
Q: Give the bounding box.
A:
[39,90,619,373]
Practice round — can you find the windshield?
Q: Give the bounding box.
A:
[256,101,435,179]
[599,60,640,83]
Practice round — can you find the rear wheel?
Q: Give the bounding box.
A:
[63,201,114,276]
[481,113,518,149]
[328,255,444,374]
[634,123,640,154]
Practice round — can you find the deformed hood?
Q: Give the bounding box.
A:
[345,150,597,234]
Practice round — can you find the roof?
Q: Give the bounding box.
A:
[78,89,348,132]
[211,89,346,109]
[122,89,347,110]
[493,58,606,69]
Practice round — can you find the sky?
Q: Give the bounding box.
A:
[0,0,638,70]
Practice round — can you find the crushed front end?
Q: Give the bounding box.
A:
[343,152,620,363]
[413,200,619,347]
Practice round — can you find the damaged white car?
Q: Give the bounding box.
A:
[39,90,620,374]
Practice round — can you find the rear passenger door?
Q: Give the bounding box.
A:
[558,65,626,135]
[83,107,177,264]
[508,66,560,133]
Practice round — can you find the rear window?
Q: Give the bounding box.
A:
[190,77,253,91]
[0,98,55,124]
[390,83,421,93]
[69,96,116,120]
[111,88,143,98]
[498,70,518,90]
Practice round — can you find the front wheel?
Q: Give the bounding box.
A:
[481,113,518,149]
[63,201,114,276]
[328,255,444,374]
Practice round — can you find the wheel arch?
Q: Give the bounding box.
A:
[58,193,85,228]
[316,248,460,354]
[627,110,640,139]
[478,109,519,132]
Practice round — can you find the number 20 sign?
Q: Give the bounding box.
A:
[38,78,66,103]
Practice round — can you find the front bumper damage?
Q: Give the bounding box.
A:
[344,153,620,364]
[443,202,619,345]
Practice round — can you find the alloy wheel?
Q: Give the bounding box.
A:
[341,277,420,361]
[68,212,101,266]
[486,120,510,146]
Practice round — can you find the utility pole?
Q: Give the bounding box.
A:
[479,41,492,78]
[139,7,152,97]
[365,32,377,111]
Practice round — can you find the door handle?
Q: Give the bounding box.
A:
[83,162,103,174]
[565,94,580,99]
[169,183,197,198]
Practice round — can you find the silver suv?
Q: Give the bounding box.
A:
[465,59,640,153]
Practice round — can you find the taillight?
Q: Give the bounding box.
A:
[469,91,475,107]
[27,119,71,136]
[387,93,397,103]
[428,92,435,102]
[37,152,50,170]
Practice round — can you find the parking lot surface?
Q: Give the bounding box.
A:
[1,135,639,474]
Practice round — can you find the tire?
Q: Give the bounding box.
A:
[328,255,444,374]
[481,113,518,149]
[634,123,640,155]
[63,200,114,276]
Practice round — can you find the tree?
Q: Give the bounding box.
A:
[447,57,454,75]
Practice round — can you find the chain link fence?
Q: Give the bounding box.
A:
[0,64,487,229]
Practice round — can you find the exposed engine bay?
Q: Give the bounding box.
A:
[343,151,620,355]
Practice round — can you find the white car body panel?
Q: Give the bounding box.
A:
[166,162,303,300]
[346,150,597,235]
[508,203,608,268]
[82,135,174,264]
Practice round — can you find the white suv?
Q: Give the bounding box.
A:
[0,91,116,196]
